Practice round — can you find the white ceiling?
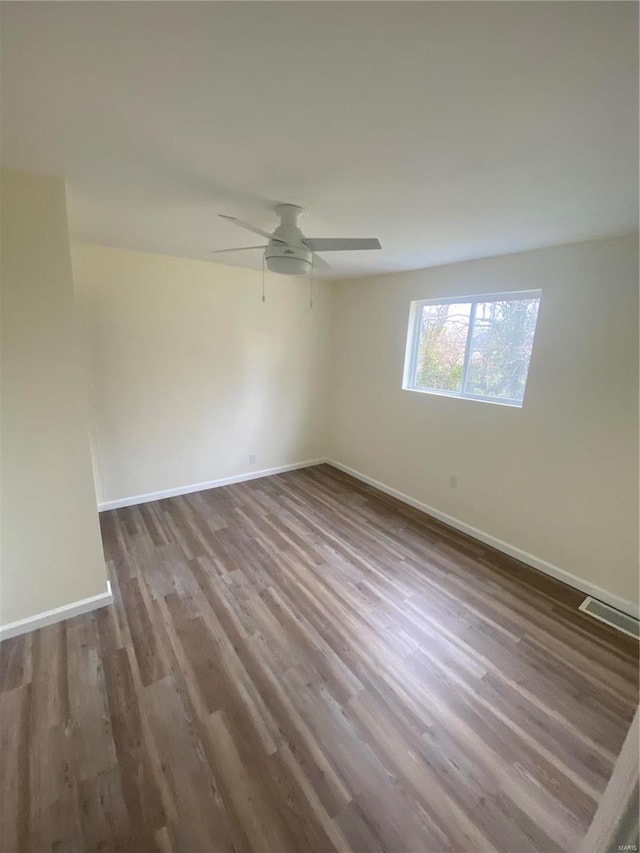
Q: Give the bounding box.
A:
[1,2,637,279]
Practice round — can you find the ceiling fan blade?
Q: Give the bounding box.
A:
[210,245,266,254]
[311,253,332,272]
[218,214,286,244]
[303,237,381,252]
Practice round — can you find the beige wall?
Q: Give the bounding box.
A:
[328,235,639,610]
[68,234,639,613]
[72,243,332,505]
[0,169,108,626]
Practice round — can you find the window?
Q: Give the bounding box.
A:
[403,291,541,406]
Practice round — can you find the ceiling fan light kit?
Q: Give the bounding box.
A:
[265,243,312,276]
[213,203,381,277]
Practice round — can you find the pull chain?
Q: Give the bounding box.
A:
[261,254,266,303]
[309,258,314,309]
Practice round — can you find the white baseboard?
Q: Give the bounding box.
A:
[0,581,114,642]
[97,458,328,512]
[326,460,639,620]
[93,455,638,620]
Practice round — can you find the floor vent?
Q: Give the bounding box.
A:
[579,597,639,639]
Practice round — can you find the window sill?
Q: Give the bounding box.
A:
[402,385,523,408]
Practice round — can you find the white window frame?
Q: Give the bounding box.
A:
[402,289,541,408]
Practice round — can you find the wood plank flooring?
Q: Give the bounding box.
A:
[1,463,638,852]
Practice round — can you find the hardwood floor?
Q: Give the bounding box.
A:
[1,464,638,852]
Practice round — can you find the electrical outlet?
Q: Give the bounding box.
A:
[449,475,459,490]
[249,454,256,466]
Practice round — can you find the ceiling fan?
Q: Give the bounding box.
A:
[211,204,381,275]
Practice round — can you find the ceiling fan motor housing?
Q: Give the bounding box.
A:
[265,242,313,275]
[265,204,312,274]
